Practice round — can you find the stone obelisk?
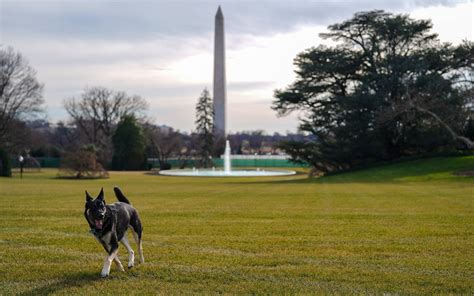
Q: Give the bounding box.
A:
[213,6,226,137]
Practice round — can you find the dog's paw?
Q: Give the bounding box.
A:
[128,264,134,269]
[100,272,109,278]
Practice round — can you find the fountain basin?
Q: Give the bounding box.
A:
[159,169,296,177]
[161,141,297,177]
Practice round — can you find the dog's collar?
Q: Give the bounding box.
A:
[90,228,102,236]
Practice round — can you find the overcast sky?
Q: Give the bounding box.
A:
[1,0,472,133]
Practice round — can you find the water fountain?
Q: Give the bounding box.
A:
[159,140,296,177]
[224,140,231,173]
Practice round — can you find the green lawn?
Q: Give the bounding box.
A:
[0,156,473,294]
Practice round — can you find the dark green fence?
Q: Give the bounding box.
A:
[38,157,61,168]
[11,157,61,168]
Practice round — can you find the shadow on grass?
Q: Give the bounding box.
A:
[230,156,474,185]
[19,271,99,296]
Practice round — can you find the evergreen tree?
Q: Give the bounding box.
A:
[195,88,214,168]
[112,115,146,170]
[273,10,473,173]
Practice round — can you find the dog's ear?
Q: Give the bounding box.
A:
[85,190,93,203]
[97,187,105,201]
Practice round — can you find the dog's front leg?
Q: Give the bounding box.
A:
[101,241,119,277]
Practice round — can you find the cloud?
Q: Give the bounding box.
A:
[1,0,456,42]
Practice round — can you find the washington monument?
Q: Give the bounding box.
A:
[213,6,226,137]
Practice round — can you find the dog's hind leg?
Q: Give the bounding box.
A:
[131,227,144,264]
[113,255,125,271]
[130,213,144,264]
[120,235,135,269]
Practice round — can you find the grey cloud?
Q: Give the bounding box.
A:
[1,0,454,43]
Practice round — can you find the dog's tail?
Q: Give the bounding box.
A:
[114,187,131,204]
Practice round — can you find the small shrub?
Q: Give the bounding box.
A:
[58,146,108,179]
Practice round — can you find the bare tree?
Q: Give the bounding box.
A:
[145,124,184,170]
[51,121,80,151]
[2,119,35,153]
[0,46,44,145]
[64,86,148,165]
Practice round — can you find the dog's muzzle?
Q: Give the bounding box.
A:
[95,219,104,229]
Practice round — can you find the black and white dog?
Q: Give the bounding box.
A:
[84,187,144,277]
